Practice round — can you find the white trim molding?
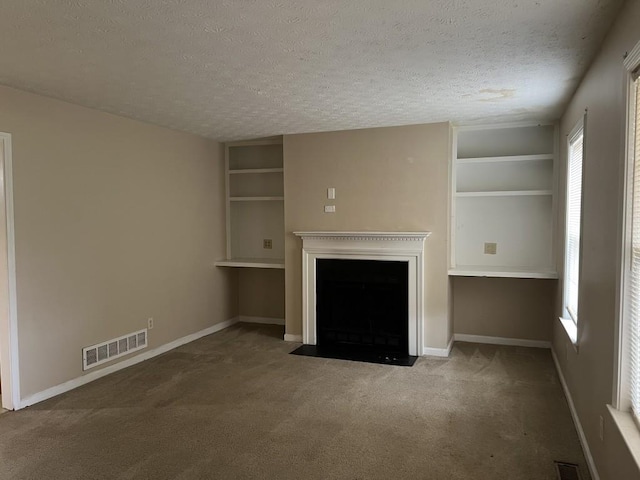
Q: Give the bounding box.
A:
[454,334,551,349]
[17,317,240,410]
[423,336,454,357]
[0,132,19,411]
[608,405,640,472]
[284,333,303,342]
[294,231,431,357]
[614,39,640,413]
[239,316,285,326]
[552,349,600,480]
[294,231,430,242]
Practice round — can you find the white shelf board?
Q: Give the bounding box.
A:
[456,190,552,197]
[448,265,558,279]
[229,168,284,175]
[456,153,553,164]
[215,258,285,269]
[230,196,284,202]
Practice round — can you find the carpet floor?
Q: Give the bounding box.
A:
[0,323,589,479]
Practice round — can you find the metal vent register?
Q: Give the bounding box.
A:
[555,461,581,480]
[82,329,147,370]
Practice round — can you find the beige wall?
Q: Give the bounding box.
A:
[453,277,555,341]
[283,123,451,349]
[0,85,237,399]
[238,269,285,320]
[554,0,640,478]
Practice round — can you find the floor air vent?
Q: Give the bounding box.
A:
[82,329,147,370]
[555,461,581,480]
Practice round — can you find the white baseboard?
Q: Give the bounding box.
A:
[17,317,240,410]
[423,335,454,357]
[284,333,302,342]
[238,316,285,326]
[551,349,600,480]
[454,334,551,349]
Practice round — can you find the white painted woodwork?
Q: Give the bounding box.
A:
[294,231,430,356]
[215,258,284,269]
[450,123,557,278]
[448,265,558,279]
[0,133,18,411]
[455,190,552,197]
[218,139,285,269]
[229,197,284,202]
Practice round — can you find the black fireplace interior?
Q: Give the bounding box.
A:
[291,258,417,366]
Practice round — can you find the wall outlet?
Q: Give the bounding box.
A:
[599,415,604,441]
[263,239,272,249]
[324,205,336,213]
[147,317,154,330]
[484,242,497,255]
[327,187,336,199]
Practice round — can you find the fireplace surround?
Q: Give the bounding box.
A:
[294,232,430,356]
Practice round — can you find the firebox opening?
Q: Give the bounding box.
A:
[316,259,409,355]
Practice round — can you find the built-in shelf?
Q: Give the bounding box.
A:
[215,258,285,269]
[230,196,284,202]
[449,265,558,279]
[229,168,284,174]
[222,139,285,268]
[450,123,557,279]
[455,190,553,197]
[455,154,553,164]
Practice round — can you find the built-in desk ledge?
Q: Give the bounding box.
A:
[448,265,559,279]
[215,258,285,269]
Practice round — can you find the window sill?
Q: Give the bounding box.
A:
[559,317,579,352]
[608,405,640,471]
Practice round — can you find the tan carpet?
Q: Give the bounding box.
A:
[0,323,589,479]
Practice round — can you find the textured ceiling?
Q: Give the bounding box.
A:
[0,0,625,141]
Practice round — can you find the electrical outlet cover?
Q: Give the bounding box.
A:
[484,242,497,255]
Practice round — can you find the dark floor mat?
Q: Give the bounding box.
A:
[290,344,417,366]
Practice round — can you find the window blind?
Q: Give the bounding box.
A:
[566,126,584,323]
[629,76,640,420]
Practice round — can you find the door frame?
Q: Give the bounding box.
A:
[0,132,20,410]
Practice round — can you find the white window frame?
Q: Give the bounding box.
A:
[615,40,640,417]
[560,116,586,346]
[610,41,640,461]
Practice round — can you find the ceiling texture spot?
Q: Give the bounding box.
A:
[0,0,625,141]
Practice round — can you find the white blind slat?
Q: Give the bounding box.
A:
[566,128,584,322]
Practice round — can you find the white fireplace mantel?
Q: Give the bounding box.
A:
[293,231,430,356]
